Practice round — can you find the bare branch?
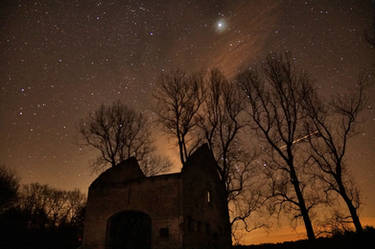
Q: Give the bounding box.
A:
[78,101,154,172]
[153,69,205,166]
[303,75,370,233]
[238,52,318,240]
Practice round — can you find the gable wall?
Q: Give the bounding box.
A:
[182,146,232,249]
[83,175,183,249]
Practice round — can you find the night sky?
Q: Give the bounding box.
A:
[1,0,374,244]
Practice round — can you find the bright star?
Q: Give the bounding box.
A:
[215,19,227,33]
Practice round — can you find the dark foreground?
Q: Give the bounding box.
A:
[235,227,375,249]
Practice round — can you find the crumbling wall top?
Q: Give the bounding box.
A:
[89,157,145,189]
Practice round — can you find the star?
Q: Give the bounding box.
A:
[215,19,227,33]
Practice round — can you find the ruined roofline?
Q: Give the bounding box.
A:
[89,157,182,190]
[182,143,215,169]
[90,172,182,190]
[89,143,215,190]
[89,156,145,189]
[145,171,181,179]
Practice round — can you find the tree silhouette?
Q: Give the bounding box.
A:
[198,69,263,237]
[153,69,205,166]
[1,182,86,249]
[141,154,173,176]
[18,183,86,228]
[0,164,19,213]
[79,101,153,171]
[154,68,264,240]
[303,75,370,233]
[237,53,317,240]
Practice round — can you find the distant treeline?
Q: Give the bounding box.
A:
[235,226,375,249]
[0,166,86,249]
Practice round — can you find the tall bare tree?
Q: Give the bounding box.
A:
[79,101,154,171]
[153,69,205,166]
[198,69,262,237]
[0,164,19,213]
[303,76,370,233]
[237,53,317,240]
[154,68,263,240]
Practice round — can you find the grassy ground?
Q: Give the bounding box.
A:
[234,227,375,249]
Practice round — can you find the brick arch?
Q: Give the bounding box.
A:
[106,210,152,249]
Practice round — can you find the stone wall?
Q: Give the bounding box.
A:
[182,144,232,249]
[82,144,231,249]
[83,161,183,249]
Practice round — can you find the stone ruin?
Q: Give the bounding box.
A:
[82,144,231,249]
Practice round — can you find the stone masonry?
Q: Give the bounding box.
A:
[82,144,231,249]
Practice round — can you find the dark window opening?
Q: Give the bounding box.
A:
[187,216,193,232]
[213,232,218,240]
[197,221,201,232]
[159,227,169,238]
[206,223,210,234]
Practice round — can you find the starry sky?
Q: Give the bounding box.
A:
[1,0,374,244]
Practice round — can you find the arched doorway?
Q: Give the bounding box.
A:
[106,210,152,249]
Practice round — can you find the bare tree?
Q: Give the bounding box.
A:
[303,76,370,233]
[237,53,317,240]
[230,182,265,244]
[141,154,173,177]
[153,69,205,166]
[79,101,154,171]
[197,69,262,238]
[0,164,19,212]
[154,68,263,240]
[19,183,86,229]
[318,209,356,236]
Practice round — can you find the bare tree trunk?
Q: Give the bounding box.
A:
[153,69,205,168]
[178,139,185,166]
[337,180,363,233]
[303,76,368,234]
[223,191,233,246]
[237,52,318,240]
[289,165,315,240]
